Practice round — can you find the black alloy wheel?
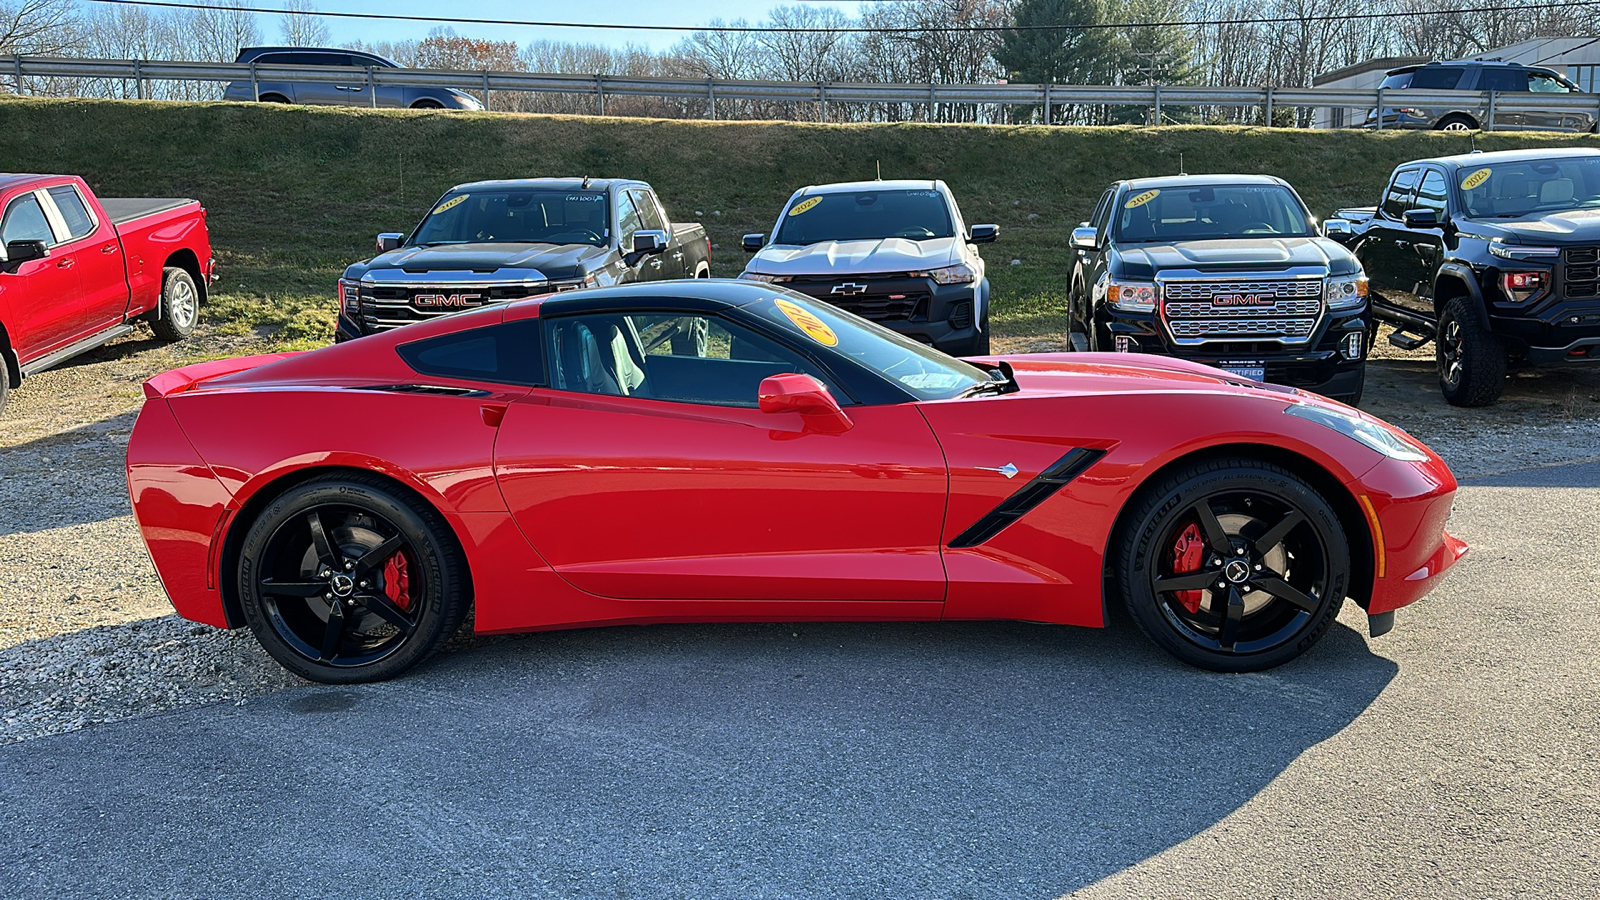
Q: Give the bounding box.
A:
[237,474,467,683]
[1436,296,1506,406]
[1116,459,1350,672]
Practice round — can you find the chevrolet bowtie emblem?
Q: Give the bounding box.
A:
[831,283,868,296]
[977,463,1019,479]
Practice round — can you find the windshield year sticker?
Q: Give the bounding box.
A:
[1460,168,1492,190]
[1124,189,1160,209]
[774,298,838,346]
[566,194,603,202]
[432,195,468,215]
[788,197,822,216]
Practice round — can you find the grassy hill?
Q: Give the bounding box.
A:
[2,97,1595,348]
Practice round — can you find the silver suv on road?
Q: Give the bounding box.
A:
[1364,60,1595,133]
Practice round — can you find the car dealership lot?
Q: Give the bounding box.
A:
[1,329,1597,896]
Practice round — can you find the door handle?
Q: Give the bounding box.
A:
[56,257,74,269]
[101,243,118,254]
[671,252,683,260]
[650,259,662,269]
[480,404,508,428]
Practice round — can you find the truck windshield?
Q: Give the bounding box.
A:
[773,190,955,245]
[1457,156,1600,218]
[751,292,989,400]
[411,189,610,247]
[1114,184,1316,242]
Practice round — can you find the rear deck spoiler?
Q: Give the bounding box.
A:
[142,352,303,399]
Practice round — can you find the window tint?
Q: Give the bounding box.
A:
[1379,71,1414,90]
[46,186,96,240]
[1090,188,1114,235]
[1480,68,1526,93]
[1382,169,1421,219]
[1409,67,1465,90]
[411,189,609,247]
[545,311,841,407]
[1528,73,1570,93]
[396,319,544,385]
[773,189,955,244]
[2,194,55,247]
[630,190,666,231]
[1414,170,1449,216]
[616,192,643,245]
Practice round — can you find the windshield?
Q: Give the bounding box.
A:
[773,189,956,245]
[410,189,609,247]
[1457,156,1600,218]
[751,293,989,400]
[1115,184,1316,242]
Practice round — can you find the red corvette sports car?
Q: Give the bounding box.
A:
[128,281,1466,683]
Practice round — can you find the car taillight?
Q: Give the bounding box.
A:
[1501,271,1548,303]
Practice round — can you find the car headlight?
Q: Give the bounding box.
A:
[1324,274,1368,310]
[1106,278,1156,312]
[913,263,977,285]
[738,271,792,284]
[1488,239,1560,261]
[339,279,361,314]
[1284,402,1430,462]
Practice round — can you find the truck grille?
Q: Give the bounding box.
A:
[788,281,931,323]
[1564,247,1599,299]
[359,284,551,332]
[1160,279,1324,345]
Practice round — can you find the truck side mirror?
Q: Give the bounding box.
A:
[1322,219,1355,238]
[376,233,404,253]
[742,233,766,253]
[1402,208,1440,229]
[631,229,668,255]
[1070,226,1099,251]
[969,224,999,244]
[3,240,47,268]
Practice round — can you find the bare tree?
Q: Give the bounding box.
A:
[0,0,77,55]
[280,0,330,48]
[190,1,261,63]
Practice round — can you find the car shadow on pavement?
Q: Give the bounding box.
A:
[1459,457,1600,489]
[0,411,139,536]
[0,615,1395,897]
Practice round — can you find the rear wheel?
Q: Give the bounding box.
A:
[1435,114,1476,132]
[411,99,443,109]
[237,474,468,683]
[1436,295,1506,406]
[258,93,290,104]
[148,267,199,342]
[1115,459,1350,672]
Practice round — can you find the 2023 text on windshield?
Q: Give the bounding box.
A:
[1115,185,1316,243]
[1459,157,1600,218]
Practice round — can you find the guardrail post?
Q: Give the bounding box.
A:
[133,58,145,100]
[1375,87,1383,130]
[1487,91,1497,130]
[595,73,605,116]
[1043,82,1052,125]
[12,56,22,96]
[1265,86,1274,127]
[1153,83,1162,126]
[250,61,259,101]
[481,70,491,110]
[707,79,716,120]
[819,82,827,122]
[928,83,936,122]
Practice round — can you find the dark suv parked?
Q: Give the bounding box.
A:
[222,47,482,110]
[1364,60,1594,133]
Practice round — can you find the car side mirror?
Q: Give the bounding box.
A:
[742,233,766,253]
[1402,208,1440,229]
[1070,226,1099,251]
[758,373,852,434]
[969,223,999,244]
[2,239,47,269]
[376,233,403,253]
[631,229,668,255]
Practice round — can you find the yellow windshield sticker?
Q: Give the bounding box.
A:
[775,298,838,346]
[432,195,468,215]
[1460,168,1492,190]
[1124,189,1160,209]
[788,197,822,217]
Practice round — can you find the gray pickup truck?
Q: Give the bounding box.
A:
[738,180,998,356]
[337,178,709,340]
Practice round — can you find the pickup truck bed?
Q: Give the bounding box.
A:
[100,198,198,224]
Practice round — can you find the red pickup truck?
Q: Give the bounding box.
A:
[0,174,214,412]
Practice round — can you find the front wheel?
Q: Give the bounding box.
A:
[1115,459,1350,672]
[237,474,469,683]
[148,267,199,342]
[1436,296,1506,406]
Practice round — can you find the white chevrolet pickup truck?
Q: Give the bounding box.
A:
[738,180,999,356]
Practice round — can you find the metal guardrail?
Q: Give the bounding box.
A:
[5,55,1600,128]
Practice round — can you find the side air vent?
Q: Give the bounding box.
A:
[352,384,491,398]
[949,448,1106,548]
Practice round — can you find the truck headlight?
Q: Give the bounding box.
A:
[1106,278,1156,312]
[553,272,599,292]
[1285,403,1429,461]
[914,263,978,285]
[1325,274,1368,310]
[1489,239,1560,261]
[738,271,792,284]
[339,280,361,314]
[1500,270,1549,303]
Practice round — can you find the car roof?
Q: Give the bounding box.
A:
[1388,60,1560,75]
[1408,147,1600,168]
[0,173,56,192]
[1120,174,1288,191]
[509,279,785,317]
[237,46,397,65]
[795,180,944,196]
[447,177,642,192]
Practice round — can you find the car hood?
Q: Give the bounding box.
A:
[351,242,612,281]
[987,352,1297,398]
[1115,237,1357,277]
[746,237,963,276]
[1471,208,1600,243]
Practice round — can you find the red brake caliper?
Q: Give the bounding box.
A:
[1170,522,1206,614]
[382,552,412,611]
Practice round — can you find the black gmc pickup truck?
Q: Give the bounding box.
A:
[1325,148,1600,406]
[1070,175,1371,404]
[338,178,709,340]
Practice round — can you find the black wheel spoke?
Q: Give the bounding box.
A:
[318,603,348,662]
[1253,509,1306,555]
[1155,571,1221,593]
[1256,572,1323,613]
[1218,587,1246,651]
[355,593,415,633]
[307,510,338,568]
[260,579,327,598]
[353,534,404,576]
[1190,500,1233,555]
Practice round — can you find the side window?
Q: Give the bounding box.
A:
[1414,170,1449,216]
[46,186,97,241]
[396,319,544,386]
[1480,68,1525,93]
[629,190,666,232]
[2,194,56,247]
[1381,169,1421,220]
[546,311,841,407]
[1408,67,1465,90]
[1091,188,1115,237]
[616,192,643,246]
[1528,73,1569,93]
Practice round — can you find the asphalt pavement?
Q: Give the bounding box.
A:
[2,460,1596,899]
